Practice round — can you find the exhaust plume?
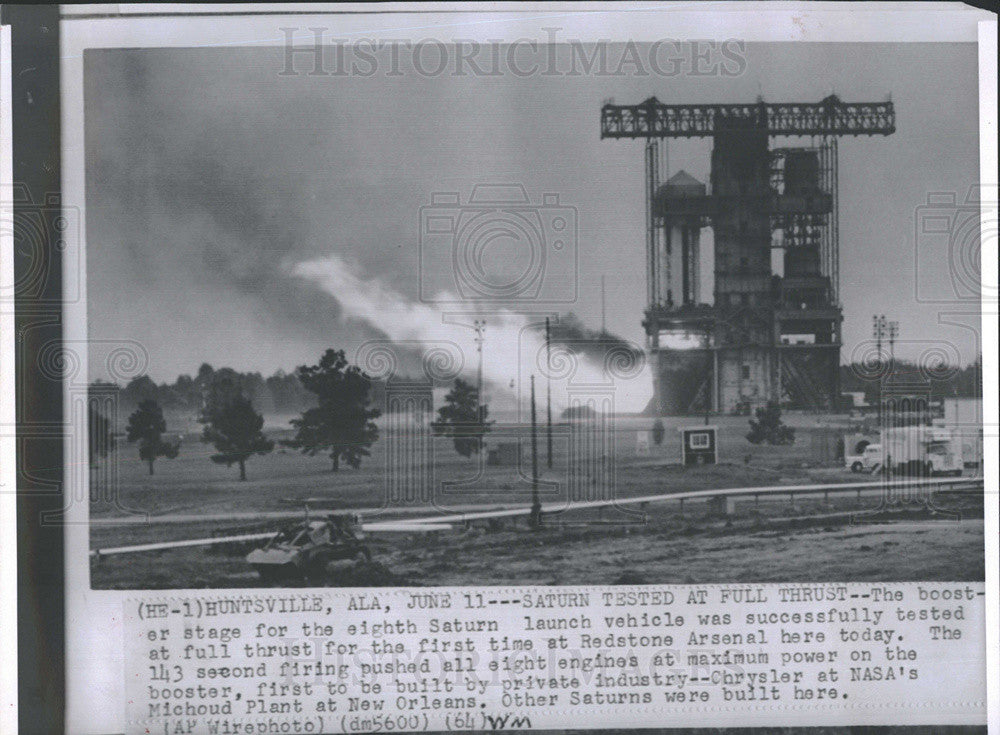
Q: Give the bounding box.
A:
[291,255,652,415]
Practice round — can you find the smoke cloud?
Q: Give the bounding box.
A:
[292,255,652,415]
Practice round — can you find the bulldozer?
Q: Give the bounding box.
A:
[246,512,371,582]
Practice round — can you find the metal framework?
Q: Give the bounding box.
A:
[607,96,896,414]
[769,140,839,299]
[601,96,896,139]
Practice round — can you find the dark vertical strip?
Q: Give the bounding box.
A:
[3,4,64,734]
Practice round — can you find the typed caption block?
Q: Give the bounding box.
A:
[126,583,986,734]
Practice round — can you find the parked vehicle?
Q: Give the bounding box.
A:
[845,437,874,473]
[854,426,963,476]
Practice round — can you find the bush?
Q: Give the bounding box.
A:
[746,401,796,445]
[652,418,665,446]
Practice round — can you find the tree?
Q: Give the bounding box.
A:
[121,374,159,413]
[431,378,493,457]
[652,418,665,446]
[201,393,273,481]
[746,401,795,445]
[125,399,179,475]
[196,362,215,385]
[200,368,244,410]
[284,349,382,471]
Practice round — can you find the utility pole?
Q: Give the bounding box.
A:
[888,320,899,370]
[873,314,887,426]
[474,319,486,453]
[600,275,607,336]
[887,319,900,427]
[545,317,553,469]
[530,375,542,529]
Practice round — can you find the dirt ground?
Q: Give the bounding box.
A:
[90,491,984,589]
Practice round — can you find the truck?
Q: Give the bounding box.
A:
[844,434,876,473]
[856,426,963,476]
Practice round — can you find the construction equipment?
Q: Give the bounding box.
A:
[600,95,896,414]
[246,512,371,581]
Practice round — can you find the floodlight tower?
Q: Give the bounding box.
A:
[873,314,888,424]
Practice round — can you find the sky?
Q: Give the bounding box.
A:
[85,41,982,386]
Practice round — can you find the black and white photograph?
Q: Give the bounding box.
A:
[2,5,996,734]
[80,35,986,590]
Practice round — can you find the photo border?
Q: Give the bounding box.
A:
[41,4,1000,734]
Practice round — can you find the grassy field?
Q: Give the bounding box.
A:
[91,413,857,519]
[89,412,984,589]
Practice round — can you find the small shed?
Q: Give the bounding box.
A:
[679,425,718,465]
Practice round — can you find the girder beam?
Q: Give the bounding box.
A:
[601,95,895,139]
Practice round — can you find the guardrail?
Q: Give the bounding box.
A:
[89,522,453,558]
[89,476,982,557]
[387,476,984,526]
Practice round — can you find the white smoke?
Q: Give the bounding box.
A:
[291,255,652,416]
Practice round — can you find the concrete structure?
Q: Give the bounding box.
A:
[601,96,896,414]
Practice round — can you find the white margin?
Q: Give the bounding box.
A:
[978,18,999,735]
[59,4,998,733]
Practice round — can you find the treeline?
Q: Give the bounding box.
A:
[91,350,383,481]
[839,357,982,402]
[87,314,636,481]
[89,349,491,481]
[91,363,316,420]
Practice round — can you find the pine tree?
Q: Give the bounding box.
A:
[201,393,273,481]
[285,349,381,471]
[125,399,179,475]
[652,418,665,446]
[746,401,795,445]
[431,378,493,457]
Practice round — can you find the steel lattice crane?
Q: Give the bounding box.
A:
[600,95,896,414]
[600,96,895,138]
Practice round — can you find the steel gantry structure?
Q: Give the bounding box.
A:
[600,95,896,414]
